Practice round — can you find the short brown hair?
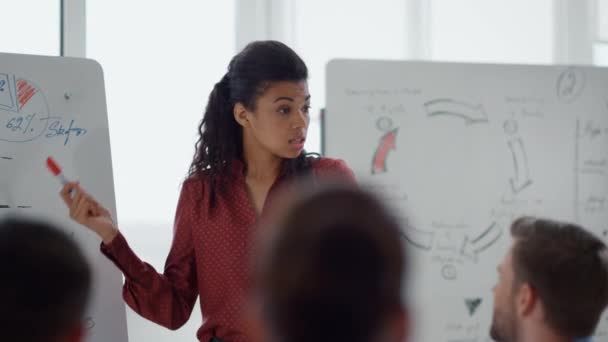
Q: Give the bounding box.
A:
[256,184,407,342]
[510,216,608,339]
[0,217,91,342]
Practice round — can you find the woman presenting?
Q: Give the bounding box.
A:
[61,40,355,342]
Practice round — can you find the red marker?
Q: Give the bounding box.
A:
[46,157,71,186]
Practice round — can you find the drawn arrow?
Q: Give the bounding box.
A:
[401,227,435,250]
[508,138,533,194]
[424,98,488,125]
[371,128,398,174]
[461,222,503,260]
[465,298,483,316]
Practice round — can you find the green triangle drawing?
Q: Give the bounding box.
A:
[465,298,482,316]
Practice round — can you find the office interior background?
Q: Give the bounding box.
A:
[2,1,607,340]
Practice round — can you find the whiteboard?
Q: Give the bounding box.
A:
[0,52,128,342]
[325,59,608,342]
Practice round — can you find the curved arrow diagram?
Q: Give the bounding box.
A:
[508,138,533,194]
[461,222,503,261]
[424,98,488,125]
[372,128,398,174]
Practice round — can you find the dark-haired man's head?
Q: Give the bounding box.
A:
[0,217,91,342]
[491,217,608,342]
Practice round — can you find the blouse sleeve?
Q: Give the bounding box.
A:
[100,180,199,330]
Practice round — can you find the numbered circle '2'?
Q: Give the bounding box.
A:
[556,67,585,104]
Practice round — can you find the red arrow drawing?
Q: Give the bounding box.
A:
[372,128,398,174]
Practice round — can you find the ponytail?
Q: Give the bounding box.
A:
[189,73,242,206]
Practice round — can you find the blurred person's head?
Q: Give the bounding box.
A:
[252,184,409,342]
[491,217,608,342]
[0,217,92,342]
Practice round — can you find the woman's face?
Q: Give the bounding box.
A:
[236,80,310,159]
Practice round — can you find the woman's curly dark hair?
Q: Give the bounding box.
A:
[188,40,315,207]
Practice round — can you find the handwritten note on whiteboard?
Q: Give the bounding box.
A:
[0,52,128,342]
[326,60,608,342]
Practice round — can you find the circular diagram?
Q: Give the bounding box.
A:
[0,74,51,143]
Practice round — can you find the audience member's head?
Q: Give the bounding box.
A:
[0,217,92,342]
[491,216,608,342]
[253,184,409,342]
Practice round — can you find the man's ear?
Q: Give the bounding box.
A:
[234,102,250,128]
[516,283,537,316]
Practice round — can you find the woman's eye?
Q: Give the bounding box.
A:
[278,106,291,115]
[302,105,311,114]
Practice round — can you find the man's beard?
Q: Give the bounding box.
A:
[489,302,517,341]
